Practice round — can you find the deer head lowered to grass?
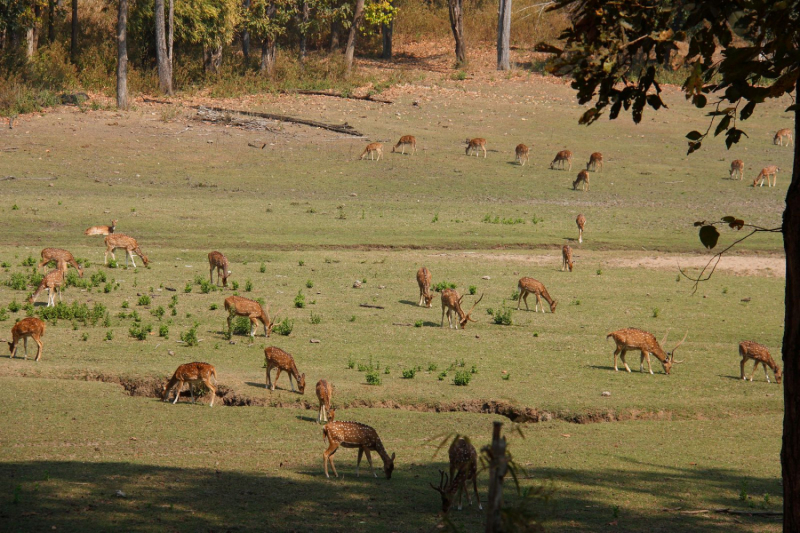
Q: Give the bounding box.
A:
[606,328,688,375]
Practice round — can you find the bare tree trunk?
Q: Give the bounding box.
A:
[299,0,309,63]
[485,421,508,533]
[70,0,78,63]
[447,0,466,66]
[260,38,276,76]
[497,0,511,70]
[168,0,174,77]
[47,0,56,43]
[117,0,128,110]
[25,28,34,59]
[154,0,172,94]
[32,3,42,54]
[344,0,365,75]
[381,19,393,59]
[241,0,251,60]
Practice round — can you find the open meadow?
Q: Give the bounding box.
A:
[0,64,791,532]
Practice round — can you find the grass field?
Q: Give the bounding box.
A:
[0,69,790,531]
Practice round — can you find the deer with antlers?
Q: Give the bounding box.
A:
[441,289,484,329]
[550,149,573,171]
[730,159,744,180]
[515,144,530,166]
[8,317,46,362]
[430,437,482,513]
[316,379,335,424]
[84,219,117,236]
[29,261,68,307]
[774,128,793,146]
[208,251,231,287]
[322,421,395,479]
[264,346,306,393]
[739,341,782,384]
[223,295,278,338]
[573,169,590,191]
[161,362,218,406]
[417,266,434,308]
[39,248,83,277]
[392,135,417,155]
[753,165,779,187]
[104,234,149,267]
[465,138,487,158]
[359,142,383,161]
[517,277,557,313]
[562,245,574,272]
[586,152,603,172]
[606,328,687,375]
[576,213,586,243]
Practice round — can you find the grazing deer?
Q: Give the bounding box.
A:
[161,362,217,406]
[515,144,530,166]
[223,295,278,337]
[359,142,383,161]
[316,379,335,424]
[8,317,46,361]
[774,128,793,146]
[573,169,590,191]
[104,234,148,267]
[264,346,306,393]
[417,266,434,307]
[517,277,557,313]
[730,159,744,180]
[586,152,603,172]
[39,248,83,277]
[739,341,782,384]
[208,251,231,287]
[322,421,395,479]
[465,138,487,158]
[440,289,484,329]
[606,328,687,375]
[753,165,779,187]
[550,150,572,170]
[576,213,586,244]
[29,261,68,307]
[392,135,417,155]
[430,437,481,512]
[562,245,574,272]
[84,219,117,236]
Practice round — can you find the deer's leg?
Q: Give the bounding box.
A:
[441,307,446,327]
[741,357,747,380]
[323,442,339,478]
[356,448,364,477]
[364,449,378,478]
[249,317,258,337]
[534,294,542,313]
[23,337,29,358]
[227,312,234,337]
[273,368,282,390]
[288,373,296,392]
[205,378,216,406]
[749,361,759,381]
[516,291,523,310]
[189,384,195,404]
[265,366,272,389]
[473,474,482,510]
[173,381,182,404]
[645,351,654,374]
[620,350,631,372]
[482,146,486,158]
[764,362,771,383]
[613,347,621,371]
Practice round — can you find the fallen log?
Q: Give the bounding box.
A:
[193,105,364,137]
[284,89,393,104]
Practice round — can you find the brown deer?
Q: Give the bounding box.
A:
[316,379,335,424]
[359,142,383,161]
[322,421,395,479]
[730,159,744,180]
[517,277,557,313]
[573,169,590,191]
[550,150,573,170]
[739,341,782,384]
[440,289,484,329]
[515,144,530,166]
[104,234,149,267]
[774,128,793,146]
[606,328,688,375]
[586,152,603,172]
[562,245,574,272]
[576,213,586,243]
[208,251,231,287]
[430,437,481,513]
[753,165,779,187]
[39,248,83,277]
[417,266,434,308]
[392,135,417,155]
[224,295,278,337]
[465,138,487,158]
[29,261,68,307]
[264,346,306,393]
[84,219,117,236]
[161,362,218,406]
[8,317,46,361]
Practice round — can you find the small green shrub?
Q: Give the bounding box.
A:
[597,269,603,275]
[493,307,513,326]
[365,370,382,385]
[501,372,511,381]
[652,307,660,318]
[347,356,355,369]
[306,279,314,288]
[298,260,305,266]
[438,371,447,381]
[469,285,477,295]
[8,300,20,312]
[433,281,457,292]
[138,295,151,306]
[470,365,478,374]
[151,306,165,320]
[349,315,356,322]
[199,279,215,294]
[402,368,416,379]
[0,308,8,321]
[414,319,423,327]
[384,366,391,374]
[453,370,472,386]
[259,262,266,273]
[81,332,88,341]
[184,283,192,293]
[231,281,240,290]
[159,324,169,338]
[108,259,118,269]
[209,303,218,310]
[310,311,321,324]
[294,290,306,308]
[6,273,28,290]
[245,279,253,292]
[232,316,252,335]
[106,330,114,341]
[129,322,152,340]
[180,323,200,346]
[428,363,438,371]
[21,256,36,267]
[273,318,294,336]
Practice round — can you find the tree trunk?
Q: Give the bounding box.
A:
[447,0,466,66]
[241,0,251,60]
[381,19,393,59]
[330,19,341,51]
[344,0,365,75]
[32,3,42,54]
[260,38,276,76]
[70,0,78,63]
[25,27,34,59]
[204,45,223,74]
[47,0,55,43]
[485,421,508,533]
[168,0,174,76]
[154,0,172,94]
[299,0,309,63]
[117,0,128,110]
[496,0,511,70]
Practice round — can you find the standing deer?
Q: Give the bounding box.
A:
[739,341,782,384]
[8,317,46,361]
[322,421,395,479]
[730,159,744,180]
[576,214,586,244]
[550,150,573,170]
[515,144,530,166]
[104,234,149,267]
[208,251,231,287]
[39,248,83,277]
[441,289,484,329]
[417,266,434,307]
[586,152,603,172]
[316,379,335,424]
[84,219,117,236]
[517,277,557,313]
[753,165,779,187]
[562,245,574,272]
[606,328,688,375]
[223,295,278,337]
[392,135,417,155]
[774,128,793,146]
[161,362,218,406]
[573,169,590,191]
[29,261,68,307]
[430,437,481,512]
[264,346,306,393]
[359,142,383,161]
[465,138,487,158]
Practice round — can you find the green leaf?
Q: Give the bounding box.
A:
[686,130,703,141]
[699,225,720,249]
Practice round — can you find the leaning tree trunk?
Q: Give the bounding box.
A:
[447,0,466,66]
[154,0,172,94]
[381,19,393,59]
[70,0,78,63]
[260,37,276,76]
[496,0,511,70]
[344,0,365,75]
[116,0,128,110]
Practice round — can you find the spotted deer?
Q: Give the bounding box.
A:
[550,150,573,170]
[104,234,149,267]
[586,152,603,172]
[753,165,779,187]
[392,135,417,155]
[208,251,231,287]
[576,213,586,243]
[264,346,306,393]
[29,261,68,307]
[359,142,383,161]
[774,128,793,146]
[84,219,117,236]
[224,295,278,337]
[322,421,395,479]
[515,144,530,166]
[430,437,481,513]
[440,289,484,329]
[517,277,557,313]
[316,379,335,424]
[739,341,782,384]
[39,248,83,276]
[562,245,574,272]
[465,138,487,158]
[573,169,590,191]
[606,328,687,375]
[8,317,46,361]
[730,159,744,180]
[417,266,434,307]
[161,362,217,406]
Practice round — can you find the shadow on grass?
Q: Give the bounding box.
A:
[397,299,418,306]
